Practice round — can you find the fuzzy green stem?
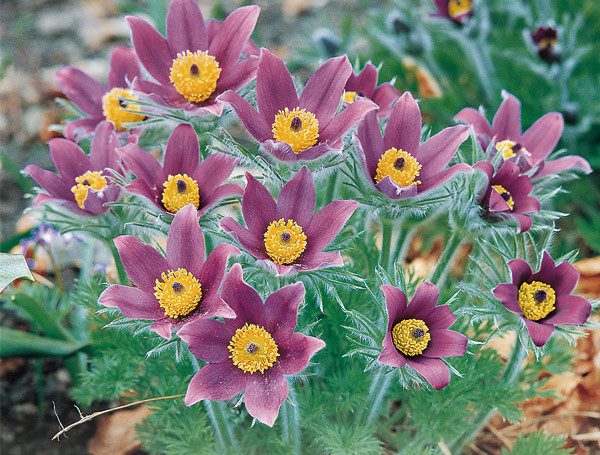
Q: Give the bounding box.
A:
[326,172,338,203]
[391,220,419,269]
[365,369,393,426]
[281,388,301,455]
[108,242,128,284]
[380,219,394,272]
[428,232,464,288]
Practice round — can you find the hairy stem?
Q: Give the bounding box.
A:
[362,368,394,426]
[281,388,301,455]
[380,219,394,273]
[108,242,128,284]
[429,232,464,288]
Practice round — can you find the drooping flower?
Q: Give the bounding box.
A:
[475,161,540,233]
[99,205,239,339]
[119,123,242,217]
[221,167,358,275]
[356,91,471,199]
[126,0,259,116]
[56,46,143,141]
[493,251,591,347]
[454,91,591,178]
[180,264,325,426]
[220,48,377,161]
[431,0,473,25]
[378,282,468,390]
[24,121,122,216]
[343,63,399,119]
[531,26,561,63]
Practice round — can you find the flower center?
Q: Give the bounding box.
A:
[228,323,279,374]
[101,88,145,131]
[492,185,515,210]
[495,140,529,160]
[447,0,472,19]
[375,148,422,187]
[517,281,556,321]
[71,171,108,209]
[538,37,558,50]
[391,319,431,356]
[169,50,221,103]
[161,174,200,214]
[343,91,357,103]
[154,268,202,318]
[272,107,319,154]
[264,218,307,265]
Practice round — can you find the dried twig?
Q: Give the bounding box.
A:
[500,411,600,434]
[486,424,513,450]
[52,394,185,441]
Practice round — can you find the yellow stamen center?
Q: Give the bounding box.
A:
[272,107,319,154]
[448,0,472,19]
[169,50,221,103]
[101,88,145,131]
[264,218,307,265]
[161,174,200,214]
[517,281,556,321]
[391,319,431,357]
[343,91,357,103]
[538,37,558,49]
[228,323,279,374]
[154,268,202,319]
[492,184,515,210]
[71,171,108,209]
[375,148,422,187]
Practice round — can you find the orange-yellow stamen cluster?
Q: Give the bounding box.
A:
[447,0,472,19]
[161,174,200,214]
[375,148,422,187]
[102,88,145,130]
[228,323,279,374]
[391,319,431,356]
[518,281,556,321]
[154,268,202,319]
[343,91,358,103]
[492,184,515,210]
[264,218,307,265]
[169,50,221,103]
[71,171,108,209]
[272,107,319,154]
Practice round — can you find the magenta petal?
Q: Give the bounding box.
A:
[423,330,467,358]
[550,261,580,296]
[125,179,158,207]
[221,264,265,327]
[304,200,358,255]
[215,56,259,93]
[98,284,162,320]
[382,285,408,330]
[244,374,288,426]
[383,91,422,154]
[492,283,521,314]
[514,214,533,233]
[185,362,248,405]
[89,121,119,170]
[521,112,563,162]
[82,185,120,214]
[533,156,591,178]
[220,91,271,141]
[108,46,142,89]
[491,92,521,140]
[150,319,173,339]
[198,243,240,297]
[405,281,438,320]
[357,111,385,177]
[508,258,532,286]
[49,139,91,180]
[320,98,377,143]
[55,67,104,117]
[454,107,492,137]
[199,184,243,215]
[119,143,165,189]
[372,83,400,118]
[24,165,72,200]
[425,305,458,330]
[299,55,351,124]
[242,173,277,235]
[277,333,325,375]
[489,188,512,212]
[126,16,173,84]
[179,319,234,363]
[114,235,168,292]
[256,48,299,124]
[192,153,237,189]
[375,176,418,199]
[166,205,205,276]
[418,163,472,193]
[63,117,103,141]
[347,63,377,95]
[545,295,591,325]
[417,125,469,178]
[406,357,450,390]
[531,251,555,283]
[166,0,207,55]
[164,124,200,177]
[296,251,343,271]
[220,217,266,259]
[200,293,235,319]
[276,167,315,228]
[262,282,304,336]
[378,336,407,368]
[524,319,554,347]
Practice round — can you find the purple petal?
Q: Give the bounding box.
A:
[219,91,271,141]
[277,333,325,375]
[114,235,168,292]
[108,46,142,89]
[63,117,102,141]
[55,67,104,117]
[417,125,469,178]
[375,176,418,200]
[453,107,492,137]
[299,56,351,124]
[119,143,165,189]
[215,56,259,93]
[357,111,385,177]
[406,357,450,390]
[24,165,72,200]
[221,264,265,327]
[405,281,438,320]
[544,295,591,325]
[514,214,533,233]
[124,179,159,207]
[474,160,494,180]
[192,152,238,191]
[150,319,173,339]
[304,200,358,255]
[371,83,400,118]
[263,141,334,162]
[242,172,277,235]
[200,293,235,319]
[346,63,378,95]
[508,258,533,286]
[425,305,458,330]
[423,330,467,358]
[99,284,162,320]
[126,16,173,84]
[179,318,235,363]
[418,163,472,194]
[378,336,407,368]
[184,362,248,405]
[382,285,408,330]
[82,184,120,214]
[49,139,91,180]
[521,112,563,163]
[198,243,240,298]
[244,374,288,426]
[320,98,377,143]
[263,282,304,337]
[256,48,299,125]
[220,217,266,259]
[549,261,580,296]
[164,124,200,177]
[533,156,591,179]
[296,251,343,271]
[89,121,119,171]
[524,319,554,347]
[492,283,521,314]
[199,184,243,217]
[488,187,512,213]
[276,167,315,228]
[166,0,207,55]
[166,204,205,276]
[491,92,521,141]
[530,251,556,283]
[383,91,422,154]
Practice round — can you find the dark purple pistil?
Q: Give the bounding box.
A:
[246,343,258,354]
[357,91,364,97]
[534,290,547,303]
[118,99,127,108]
[413,328,425,339]
[172,282,184,292]
[500,191,511,202]
[394,157,405,170]
[290,116,302,131]
[177,179,187,193]
[190,64,199,76]
[280,231,291,242]
[513,143,523,154]
[82,180,90,186]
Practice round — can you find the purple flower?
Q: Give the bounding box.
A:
[475,161,540,233]
[343,63,399,119]
[220,48,378,161]
[127,0,260,116]
[378,282,467,390]
[356,91,471,200]
[206,18,259,58]
[454,91,591,178]
[221,167,358,275]
[56,46,143,141]
[493,251,591,347]
[180,264,325,426]
[119,123,242,217]
[531,26,561,63]
[431,0,473,24]
[99,205,239,339]
[24,121,122,216]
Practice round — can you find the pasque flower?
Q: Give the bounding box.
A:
[25,121,122,216]
[356,91,471,199]
[343,63,399,119]
[221,167,358,275]
[180,264,325,426]
[475,161,540,233]
[493,251,591,347]
[127,0,259,116]
[531,26,561,63]
[454,91,591,178]
[431,0,473,25]
[120,123,242,217]
[99,205,239,339]
[220,48,377,161]
[378,282,468,390]
[56,47,143,141]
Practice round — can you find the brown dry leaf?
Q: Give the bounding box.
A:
[282,0,312,16]
[88,405,152,455]
[574,256,600,299]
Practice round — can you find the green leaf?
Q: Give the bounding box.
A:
[0,327,87,358]
[0,253,34,291]
[10,293,74,341]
